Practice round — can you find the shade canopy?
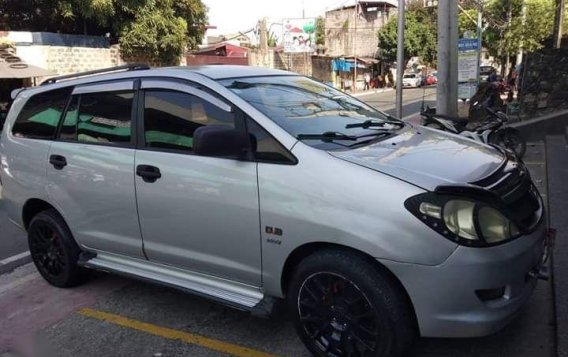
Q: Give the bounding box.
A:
[0,61,54,78]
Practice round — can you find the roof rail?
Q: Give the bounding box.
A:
[41,63,150,85]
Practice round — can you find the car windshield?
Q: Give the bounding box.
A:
[403,74,416,78]
[220,75,403,150]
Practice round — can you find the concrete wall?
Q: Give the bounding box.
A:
[2,31,186,81]
[311,56,333,82]
[325,4,395,58]
[249,50,312,76]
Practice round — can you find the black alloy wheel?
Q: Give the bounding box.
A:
[28,209,87,287]
[298,272,383,356]
[288,250,416,357]
[29,221,67,279]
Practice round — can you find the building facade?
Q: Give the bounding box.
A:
[324,1,397,58]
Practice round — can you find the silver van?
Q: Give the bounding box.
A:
[0,65,551,357]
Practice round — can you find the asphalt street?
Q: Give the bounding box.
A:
[0,88,556,357]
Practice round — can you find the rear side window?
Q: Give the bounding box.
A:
[12,88,71,139]
[59,91,134,145]
[143,89,235,152]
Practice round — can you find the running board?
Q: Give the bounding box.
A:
[80,252,264,310]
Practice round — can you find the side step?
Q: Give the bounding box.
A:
[79,252,267,312]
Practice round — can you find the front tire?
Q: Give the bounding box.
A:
[28,209,87,287]
[287,250,415,357]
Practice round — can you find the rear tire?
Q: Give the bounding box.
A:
[28,209,87,287]
[287,249,416,357]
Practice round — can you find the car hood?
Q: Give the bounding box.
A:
[329,126,505,191]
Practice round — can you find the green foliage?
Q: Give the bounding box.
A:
[377,11,437,66]
[486,0,546,58]
[0,0,207,65]
[460,0,555,62]
[267,31,278,47]
[315,17,325,46]
[119,3,188,65]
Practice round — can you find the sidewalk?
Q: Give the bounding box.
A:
[546,130,568,357]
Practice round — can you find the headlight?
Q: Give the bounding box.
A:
[443,200,478,240]
[478,206,519,243]
[409,194,520,247]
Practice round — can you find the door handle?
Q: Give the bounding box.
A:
[136,165,162,183]
[49,155,67,170]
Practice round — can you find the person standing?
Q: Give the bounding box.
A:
[364,72,371,90]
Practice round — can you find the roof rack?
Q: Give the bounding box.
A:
[41,63,150,85]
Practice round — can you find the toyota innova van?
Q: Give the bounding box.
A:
[0,65,552,357]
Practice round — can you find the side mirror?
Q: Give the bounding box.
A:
[193,125,249,158]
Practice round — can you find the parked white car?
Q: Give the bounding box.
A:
[402,73,422,88]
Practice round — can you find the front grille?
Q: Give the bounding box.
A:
[472,159,542,231]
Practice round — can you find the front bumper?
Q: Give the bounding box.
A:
[381,222,554,338]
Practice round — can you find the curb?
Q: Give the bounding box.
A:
[350,88,394,97]
[0,251,32,275]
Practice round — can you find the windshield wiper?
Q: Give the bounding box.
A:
[345,119,405,129]
[297,131,357,142]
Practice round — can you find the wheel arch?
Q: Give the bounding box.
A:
[22,198,60,231]
[280,242,418,327]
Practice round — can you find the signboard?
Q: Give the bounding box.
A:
[458,52,478,82]
[458,38,479,52]
[458,83,478,100]
[282,18,316,53]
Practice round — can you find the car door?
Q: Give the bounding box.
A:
[134,79,261,286]
[46,80,144,258]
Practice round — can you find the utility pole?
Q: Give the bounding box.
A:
[516,0,527,65]
[553,0,565,49]
[353,0,359,92]
[395,0,405,118]
[476,6,483,85]
[436,0,458,117]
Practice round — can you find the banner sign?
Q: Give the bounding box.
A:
[282,18,316,53]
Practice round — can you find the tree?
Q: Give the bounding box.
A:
[377,11,437,66]
[459,0,555,65]
[315,16,326,46]
[0,0,207,65]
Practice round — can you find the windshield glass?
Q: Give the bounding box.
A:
[403,74,416,79]
[220,75,403,150]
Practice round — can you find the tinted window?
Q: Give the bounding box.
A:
[12,88,71,139]
[143,90,235,152]
[75,91,134,145]
[247,118,295,163]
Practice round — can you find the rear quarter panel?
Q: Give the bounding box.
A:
[0,93,52,228]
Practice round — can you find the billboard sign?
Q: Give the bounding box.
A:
[282,18,316,53]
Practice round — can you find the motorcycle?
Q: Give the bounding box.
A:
[420,104,527,159]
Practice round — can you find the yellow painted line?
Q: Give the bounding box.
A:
[79,308,278,357]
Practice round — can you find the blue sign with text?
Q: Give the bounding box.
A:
[458,38,479,52]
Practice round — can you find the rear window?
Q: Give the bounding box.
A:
[11,88,71,140]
